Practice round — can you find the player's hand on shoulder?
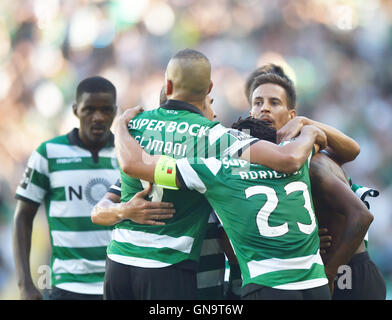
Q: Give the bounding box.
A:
[277,116,309,143]
[302,124,327,150]
[118,105,144,125]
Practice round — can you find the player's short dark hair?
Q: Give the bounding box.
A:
[76,76,116,102]
[245,64,296,109]
[172,48,209,62]
[231,116,277,143]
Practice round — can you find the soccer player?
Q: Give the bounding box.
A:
[93,95,228,300]
[13,77,120,300]
[104,49,325,300]
[246,64,382,296]
[111,106,335,299]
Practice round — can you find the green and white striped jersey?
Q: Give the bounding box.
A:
[176,153,328,290]
[15,128,120,295]
[197,211,225,300]
[107,100,258,270]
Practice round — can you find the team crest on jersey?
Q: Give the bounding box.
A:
[20,167,33,189]
[84,178,111,205]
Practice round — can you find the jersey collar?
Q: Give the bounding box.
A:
[160,99,204,116]
[67,128,115,150]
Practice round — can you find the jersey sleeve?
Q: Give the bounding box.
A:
[207,124,260,159]
[108,178,121,197]
[15,145,49,205]
[176,157,222,194]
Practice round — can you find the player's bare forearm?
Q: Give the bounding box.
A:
[301,117,359,163]
[12,200,42,299]
[91,192,123,226]
[277,116,360,164]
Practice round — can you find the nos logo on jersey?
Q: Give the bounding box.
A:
[68,178,111,205]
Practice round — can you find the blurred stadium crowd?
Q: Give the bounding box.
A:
[0,0,391,299]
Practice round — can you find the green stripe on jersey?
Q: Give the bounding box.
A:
[53,246,108,261]
[31,170,50,190]
[109,240,191,265]
[53,272,105,286]
[48,157,116,172]
[50,187,66,202]
[49,217,112,232]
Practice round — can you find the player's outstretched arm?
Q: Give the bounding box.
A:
[277,116,360,164]
[13,199,43,300]
[91,184,175,226]
[241,124,327,173]
[310,153,373,286]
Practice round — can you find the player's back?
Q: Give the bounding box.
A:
[309,152,366,264]
[107,100,257,269]
[176,155,328,290]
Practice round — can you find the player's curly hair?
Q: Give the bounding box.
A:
[244,64,296,109]
[231,116,277,143]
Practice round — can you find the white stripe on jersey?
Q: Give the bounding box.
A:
[273,278,328,290]
[50,169,117,189]
[247,250,324,279]
[16,183,46,204]
[51,230,111,248]
[52,258,106,275]
[28,150,49,174]
[112,228,194,254]
[201,157,222,176]
[108,254,171,268]
[55,282,104,295]
[98,148,117,158]
[208,124,228,145]
[176,158,206,193]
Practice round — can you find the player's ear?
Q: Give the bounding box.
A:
[207,81,213,94]
[72,103,79,118]
[166,80,173,96]
[288,109,296,120]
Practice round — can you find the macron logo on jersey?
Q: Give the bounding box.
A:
[129,118,210,138]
